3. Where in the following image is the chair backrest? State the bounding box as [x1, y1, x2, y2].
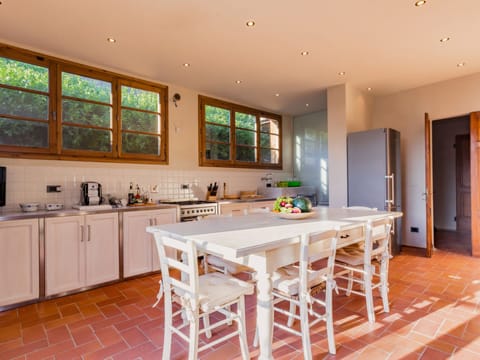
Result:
[298, 229, 338, 295]
[154, 233, 199, 307]
[364, 217, 393, 260]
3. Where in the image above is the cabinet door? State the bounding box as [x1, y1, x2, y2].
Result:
[85, 213, 119, 286]
[45, 216, 85, 296]
[0, 219, 39, 306]
[249, 200, 274, 212]
[151, 210, 177, 271]
[123, 210, 154, 277]
[219, 203, 249, 216]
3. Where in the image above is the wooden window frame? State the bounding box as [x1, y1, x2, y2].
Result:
[198, 95, 282, 169]
[0, 43, 168, 164]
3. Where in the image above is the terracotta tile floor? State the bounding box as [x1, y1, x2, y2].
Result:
[1, 247, 480, 359]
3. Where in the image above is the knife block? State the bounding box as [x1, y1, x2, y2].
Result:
[206, 191, 217, 201]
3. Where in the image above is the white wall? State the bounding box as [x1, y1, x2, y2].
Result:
[345, 84, 373, 132]
[372, 72, 480, 248]
[327, 85, 348, 207]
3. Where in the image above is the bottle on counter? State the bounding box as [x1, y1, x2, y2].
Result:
[128, 182, 135, 205]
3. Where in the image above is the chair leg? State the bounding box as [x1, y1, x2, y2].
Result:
[163, 297, 173, 360]
[380, 258, 390, 313]
[287, 302, 296, 327]
[325, 280, 336, 355]
[364, 267, 375, 323]
[188, 315, 200, 360]
[203, 313, 212, 338]
[346, 269, 354, 296]
[236, 296, 250, 360]
[299, 296, 312, 360]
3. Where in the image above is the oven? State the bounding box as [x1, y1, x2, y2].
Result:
[159, 200, 218, 222]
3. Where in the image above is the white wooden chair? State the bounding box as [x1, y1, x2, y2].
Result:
[255, 227, 347, 357]
[334, 217, 393, 323]
[152, 233, 254, 360]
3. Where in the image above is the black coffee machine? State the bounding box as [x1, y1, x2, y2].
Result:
[80, 182, 102, 205]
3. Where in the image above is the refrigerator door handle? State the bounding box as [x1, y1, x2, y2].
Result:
[385, 173, 394, 206]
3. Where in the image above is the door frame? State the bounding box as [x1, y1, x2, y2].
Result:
[425, 113, 433, 257]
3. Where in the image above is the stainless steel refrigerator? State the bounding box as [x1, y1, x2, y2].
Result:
[347, 128, 402, 254]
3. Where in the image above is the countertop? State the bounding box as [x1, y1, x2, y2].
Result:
[0, 204, 178, 222]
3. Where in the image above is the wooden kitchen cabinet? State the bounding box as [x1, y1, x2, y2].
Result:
[123, 208, 177, 278]
[0, 219, 39, 307]
[45, 212, 119, 296]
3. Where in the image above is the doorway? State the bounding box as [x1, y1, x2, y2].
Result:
[432, 115, 471, 255]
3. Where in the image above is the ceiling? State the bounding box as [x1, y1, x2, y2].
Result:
[0, 0, 479, 116]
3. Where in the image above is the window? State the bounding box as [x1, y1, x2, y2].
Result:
[0, 45, 168, 164]
[0, 54, 52, 151]
[199, 95, 282, 169]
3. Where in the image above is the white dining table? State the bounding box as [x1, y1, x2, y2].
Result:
[147, 206, 401, 360]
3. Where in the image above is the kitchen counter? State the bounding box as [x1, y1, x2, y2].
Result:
[216, 197, 276, 204]
[0, 204, 178, 222]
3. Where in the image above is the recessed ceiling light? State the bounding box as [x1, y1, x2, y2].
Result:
[338, 71, 346, 76]
[235, 80, 242, 84]
[440, 37, 450, 43]
[300, 51, 309, 56]
[183, 63, 191, 67]
[246, 20, 255, 27]
[305, 103, 309, 107]
[415, 0, 427, 7]
[106, 37, 116, 43]
[367, 87, 373, 91]
[275, 93, 280, 97]
[457, 62, 466, 67]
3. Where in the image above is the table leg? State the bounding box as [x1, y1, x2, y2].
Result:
[256, 271, 273, 360]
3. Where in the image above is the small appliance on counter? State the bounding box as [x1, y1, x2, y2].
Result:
[80, 182, 102, 206]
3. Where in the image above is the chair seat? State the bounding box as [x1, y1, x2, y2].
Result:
[335, 248, 365, 266]
[175, 272, 254, 312]
[206, 254, 253, 275]
[272, 264, 327, 296]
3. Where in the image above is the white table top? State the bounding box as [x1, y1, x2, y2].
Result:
[147, 206, 401, 258]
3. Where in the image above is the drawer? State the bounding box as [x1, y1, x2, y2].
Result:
[337, 224, 365, 248]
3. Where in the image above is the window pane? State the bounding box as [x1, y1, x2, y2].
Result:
[62, 126, 112, 151]
[122, 109, 159, 132]
[62, 72, 111, 103]
[261, 148, 279, 164]
[236, 129, 256, 146]
[236, 146, 256, 162]
[121, 86, 159, 112]
[0, 117, 48, 147]
[260, 117, 280, 135]
[0, 88, 48, 119]
[205, 105, 230, 125]
[122, 133, 160, 155]
[0, 57, 49, 92]
[260, 133, 279, 148]
[206, 123, 230, 143]
[62, 99, 111, 127]
[206, 143, 230, 160]
[235, 112, 256, 130]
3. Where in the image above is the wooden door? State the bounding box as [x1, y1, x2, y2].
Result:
[425, 113, 434, 257]
[456, 134, 471, 234]
[470, 112, 480, 256]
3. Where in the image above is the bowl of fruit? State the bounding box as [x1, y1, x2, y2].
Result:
[273, 196, 314, 220]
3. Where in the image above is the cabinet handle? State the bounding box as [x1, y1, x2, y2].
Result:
[154, 218, 158, 226]
[340, 234, 350, 239]
[149, 218, 153, 226]
[80, 225, 84, 242]
[87, 225, 91, 241]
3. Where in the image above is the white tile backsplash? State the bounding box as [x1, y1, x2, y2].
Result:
[0, 159, 292, 210]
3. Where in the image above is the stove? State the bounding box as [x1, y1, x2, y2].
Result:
[159, 199, 217, 221]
